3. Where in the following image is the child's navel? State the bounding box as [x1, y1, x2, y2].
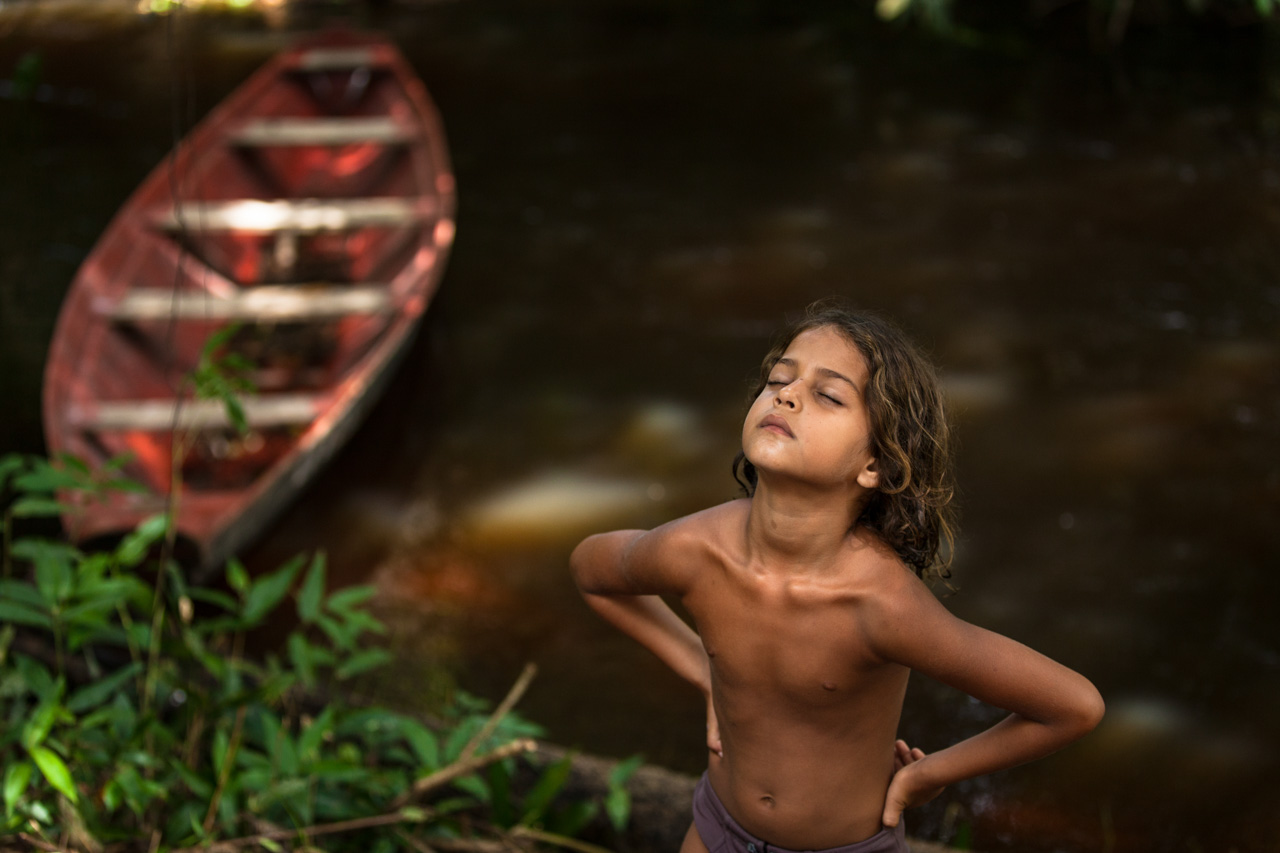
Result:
[760, 795, 775, 809]
[822, 681, 838, 692]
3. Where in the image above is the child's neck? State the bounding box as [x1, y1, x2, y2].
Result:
[744, 478, 868, 571]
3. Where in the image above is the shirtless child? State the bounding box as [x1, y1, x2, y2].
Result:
[570, 303, 1104, 853]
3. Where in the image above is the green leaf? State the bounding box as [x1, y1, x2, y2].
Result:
[297, 706, 335, 762]
[54, 453, 91, 476]
[241, 555, 304, 626]
[14, 654, 58, 703]
[451, 773, 490, 803]
[288, 633, 316, 686]
[401, 719, 440, 770]
[0, 599, 53, 630]
[211, 729, 230, 778]
[114, 514, 168, 567]
[520, 753, 575, 827]
[550, 800, 598, 837]
[224, 396, 249, 436]
[14, 461, 79, 493]
[67, 662, 144, 713]
[488, 760, 514, 827]
[102, 779, 122, 812]
[29, 746, 77, 803]
[0, 579, 46, 609]
[9, 497, 67, 518]
[112, 764, 162, 816]
[252, 706, 283, 764]
[604, 785, 630, 832]
[226, 558, 249, 593]
[334, 648, 392, 680]
[442, 718, 482, 763]
[607, 754, 645, 788]
[325, 584, 377, 613]
[108, 693, 138, 741]
[275, 730, 299, 777]
[0, 453, 26, 488]
[3, 762, 33, 815]
[169, 760, 213, 799]
[250, 776, 309, 822]
[22, 701, 60, 749]
[166, 800, 207, 847]
[186, 586, 238, 613]
[297, 552, 326, 624]
[27, 799, 53, 826]
[20, 540, 77, 606]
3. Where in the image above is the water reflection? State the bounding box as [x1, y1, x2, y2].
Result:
[3, 3, 1279, 851]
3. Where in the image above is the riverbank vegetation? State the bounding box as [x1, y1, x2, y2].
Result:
[0, 452, 639, 853]
[877, 0, 1280, 48]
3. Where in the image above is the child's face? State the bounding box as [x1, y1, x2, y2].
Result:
[741, 325, 880, 492]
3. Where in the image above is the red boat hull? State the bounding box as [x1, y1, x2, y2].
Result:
[42, 31, 456, 573]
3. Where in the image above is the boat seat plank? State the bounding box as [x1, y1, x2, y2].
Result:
[231, 117, 414, 147]
[102, 285, 392, 322]
[154, 198, 433, 233]
[291, 47, 387, 71]
[72, 394, 322, 432]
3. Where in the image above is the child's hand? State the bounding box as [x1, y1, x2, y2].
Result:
[881, 739, 944, 827]
[706, 694, 723, 758]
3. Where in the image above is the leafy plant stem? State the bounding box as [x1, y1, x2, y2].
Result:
[394, 828, 440, 853]
[180, 806, 437, 852]
[510, 826, 616, 853]
[143, 432, 186, 721]
[458, 662, 538, 763]
[52, 617, 65, 681]
[202, 666, 247, 834]
[17, 831, 67, 852]
[115, 601, 147, 700]
[141, 596, 167, 721]
[2, 507, 12, 579]
[182, 708, 206, 768]
[393, 739, 538, 809]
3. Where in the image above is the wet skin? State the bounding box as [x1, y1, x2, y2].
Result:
[572, 327, 1104, 850]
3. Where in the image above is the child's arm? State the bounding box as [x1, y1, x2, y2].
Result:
[571, 526, 722, 754]
[863, 565, 1106, 826]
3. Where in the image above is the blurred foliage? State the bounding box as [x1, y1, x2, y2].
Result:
[0, 452, 640, 852]
[875, 0, 1280, 46]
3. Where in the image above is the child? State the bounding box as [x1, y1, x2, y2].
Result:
[570, 302, 1104, 853]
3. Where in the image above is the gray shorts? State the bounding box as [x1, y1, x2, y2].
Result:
[691, 773, 908, 853]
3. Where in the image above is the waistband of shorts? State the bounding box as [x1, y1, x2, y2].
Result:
[693, 772, 906, 853]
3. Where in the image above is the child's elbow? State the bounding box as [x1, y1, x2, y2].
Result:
[1068, 681, 1106, 737]
[569, 538, 594, 590]
[570, 534, 614, 594]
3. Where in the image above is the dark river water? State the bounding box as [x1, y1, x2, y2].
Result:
[3, 2, 1279, 851]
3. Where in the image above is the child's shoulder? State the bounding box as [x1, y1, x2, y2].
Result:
[839, 527, 960, 658]
[841, 527, 936, 607]
[647, 498, 749, 554]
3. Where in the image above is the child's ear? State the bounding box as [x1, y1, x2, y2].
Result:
[857, 458, 879, 490]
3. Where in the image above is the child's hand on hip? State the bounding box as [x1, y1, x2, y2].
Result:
[706, 694, 723, 758]
[882, 739, 944, 827]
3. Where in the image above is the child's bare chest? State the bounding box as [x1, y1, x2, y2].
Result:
[687, 568, 877, 703]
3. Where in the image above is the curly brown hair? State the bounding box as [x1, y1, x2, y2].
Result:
[733, 302, 958, 581]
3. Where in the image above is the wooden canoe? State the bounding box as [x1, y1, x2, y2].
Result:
[42, 31, 456, 575]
